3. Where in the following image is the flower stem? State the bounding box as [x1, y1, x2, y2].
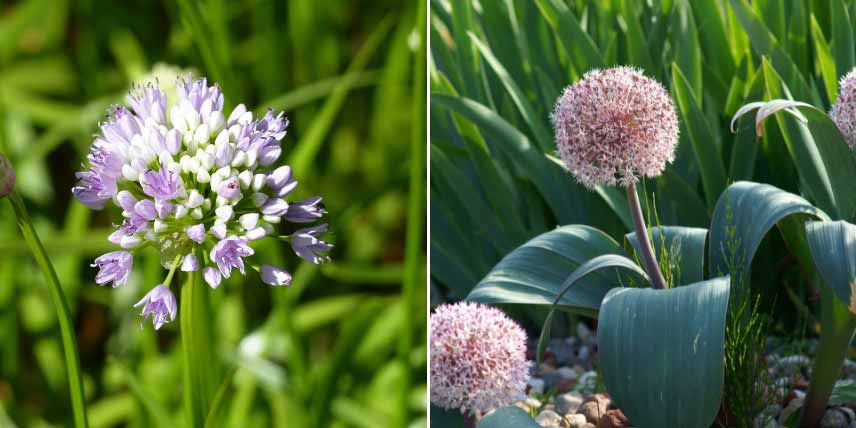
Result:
[625, 182, 667, 289]
[799, 287, 856, 428]
[163, 253, 182, 286]
[180, 268, 217, 428]
[8, 191, 89, 428]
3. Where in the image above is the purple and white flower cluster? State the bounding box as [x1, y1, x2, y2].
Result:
[73, 76, 332, 329]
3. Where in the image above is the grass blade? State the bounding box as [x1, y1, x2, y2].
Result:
[8, 191, 88, 428]
[288, 16, 393, 178]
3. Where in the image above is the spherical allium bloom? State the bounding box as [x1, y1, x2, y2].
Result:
[551, 66, 679, 188]
[0, 153, 15, 198]
[830, 68, 856, 151]
[430, 302, 529, 415]
[73, 76, 332, 329]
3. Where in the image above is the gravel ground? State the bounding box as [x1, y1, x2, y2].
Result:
[510, 323, 856, 428]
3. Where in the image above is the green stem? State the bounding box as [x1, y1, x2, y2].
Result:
[163, 254, 182, 287]
[625, 182, 667, 289]
[180, 267, 216, 428]
[8, 191, 89, 428]
[799, 287, 856, 428]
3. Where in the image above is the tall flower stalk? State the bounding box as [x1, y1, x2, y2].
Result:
[552, 67, 679, 289]
[3, 155, 89, 428]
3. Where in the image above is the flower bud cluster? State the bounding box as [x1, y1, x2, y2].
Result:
[73, 76, 331, 329]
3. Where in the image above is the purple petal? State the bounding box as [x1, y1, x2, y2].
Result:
[181, 254, 199, 272]
[203, 267, 222, 289]
[260, 264, 291, 286]
[186, 224, 206, 243]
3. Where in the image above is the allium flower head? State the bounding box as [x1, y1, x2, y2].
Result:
[0, 153, 15, 198]
[429, 302, 529, 415]
[830, 68, 856, 151]
[552, 66, 679, 188]
[73, 75, 332, 329]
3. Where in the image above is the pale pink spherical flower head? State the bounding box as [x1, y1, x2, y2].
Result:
[429, 302, 529, 415]
[830, 68, 856, 151]
[551, 66, 679, 188]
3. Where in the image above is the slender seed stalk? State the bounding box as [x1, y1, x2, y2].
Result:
[799, 287, 856, 428]
[625, 182, 667, 289]
[8, 191, 89, 428]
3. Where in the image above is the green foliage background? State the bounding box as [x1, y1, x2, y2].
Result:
[0, 0, 426, 427]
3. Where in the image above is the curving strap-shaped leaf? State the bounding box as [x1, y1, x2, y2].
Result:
[709, 181, 829, 279]
[598, 277, 731, 428]
[626, 226, 708, 285]
[535, 254, 648, 365]
[467, 225, 634, 318]
[476, 406, 539, 428]
[806, 221, 856, 313]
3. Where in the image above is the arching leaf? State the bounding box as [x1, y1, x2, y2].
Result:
[709, 181, 829, 280]
[536, 254, 648, 365]
[467, 225, 637, 318]
[598, 277, 731, 428]
[806, 221, 856, 312]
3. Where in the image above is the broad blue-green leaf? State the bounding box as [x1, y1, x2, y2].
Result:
[467, 225, 633, 318]
[536, 254, 648, 365]
[806, 221, 856, 312]
[709, 181, 829, 279]
[476, 406, 539, 428]
[627, 226, 708, 285]
[598, 277, 730, 428]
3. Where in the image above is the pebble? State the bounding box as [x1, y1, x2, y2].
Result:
[556, 391, 583, 415]
[565, 414, 587, 428]
[576, 323, 592, 341]
[821, 408, 849, 428]
[599, 409, 631, 428]
[556, 366, 579, 380]
[528, 378, 545, 395]
[577, 346, 591, 362]
[579, 394, 610, 423]
[525, 397, 543, 409]
[534, 409, 563, 427]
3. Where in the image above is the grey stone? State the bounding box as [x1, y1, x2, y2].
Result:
[557, 366, 579, 381]
[577, 346, 591, 363]
[839, 406, 856, 423]
[534, 409, 563, 427]
[528, 378, 545, 395]
[556, 392, 583, 415]
[821, 408, 849, 428]
[525, 397, 543, 409]
[576, 323, 592, 341]
[565, 414, 587, 428]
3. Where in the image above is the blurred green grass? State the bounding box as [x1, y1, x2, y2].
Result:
[0, 1, 426, 427]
